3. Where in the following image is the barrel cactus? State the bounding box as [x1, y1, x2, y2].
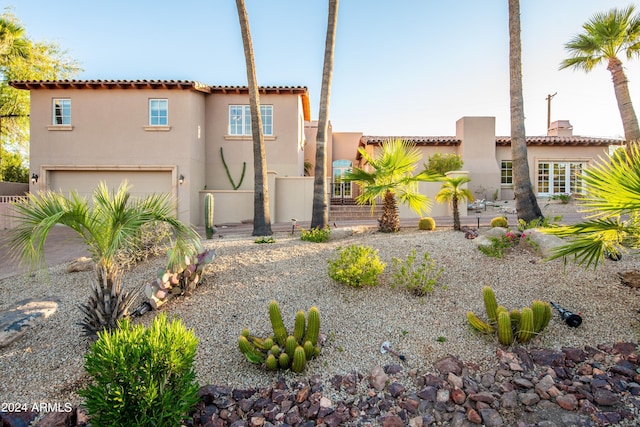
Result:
[204, 193, 216, 239]
[467, 286, 552, 346]
[238, 301, 322, 372]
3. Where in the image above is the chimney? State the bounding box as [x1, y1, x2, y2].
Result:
[547, 120, 573, 136]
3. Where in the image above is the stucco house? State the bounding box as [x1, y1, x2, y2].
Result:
[10, 79, 621, 226]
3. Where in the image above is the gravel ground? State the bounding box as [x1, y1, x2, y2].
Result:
[1, 203, 639, 410]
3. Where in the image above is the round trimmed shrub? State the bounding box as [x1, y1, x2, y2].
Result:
[327, 244, 386, 287]
[418, 217, 436, 231]
[490, 216, 509, 228]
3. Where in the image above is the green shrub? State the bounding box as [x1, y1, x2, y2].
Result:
[116, 221, 173, 268]
[391, 249, 444, 296]
[490, 216, 509, 228]
[328, 244, 385, 287]
[550, 192, 572, 204]
[255, 236, 276, 244]
[301, 226, 331, 243]
[79, 313, 200, 427]
[418, 217, 436, 231]
[517, 216, 562, 231]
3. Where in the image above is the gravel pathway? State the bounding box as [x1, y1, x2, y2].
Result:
[1, 204, 639, 414]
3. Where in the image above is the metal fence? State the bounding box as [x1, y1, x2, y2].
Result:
[0, 195, 27, 230]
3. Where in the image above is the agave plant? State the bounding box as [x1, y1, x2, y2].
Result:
[7, 181, 201, 339]
[545, 143, 640, 268]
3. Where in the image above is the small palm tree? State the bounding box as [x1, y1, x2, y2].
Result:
[436, 176, 474, 231]
[7, 181, 201, 338]
[560, 5, 640, 144]
[545, 143, 640, 268]
[343, 138, 441, 233]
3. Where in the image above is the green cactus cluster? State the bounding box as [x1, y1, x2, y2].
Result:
[238, 300, 321, 372]
[467, 286, 552, 346]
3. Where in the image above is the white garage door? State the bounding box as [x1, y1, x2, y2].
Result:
[48, 170, 173, 201]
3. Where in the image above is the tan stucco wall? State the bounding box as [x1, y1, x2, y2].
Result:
[204, 93, 305, 192]
[456, 117, 501, 201]
[28, 88, 206, 224]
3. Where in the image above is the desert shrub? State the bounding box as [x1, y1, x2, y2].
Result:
[79, 313, 199, 427]
[255, 236, 276, 244]
[115, 221, 173, 268]
[490, 216, 508, 228]
[327, 244, 385, 287]
[391, 249, 444, 296]
[550, 192, 572, 204]
[418, 217, 436, 231]
[478, 230, 536, 258]
[301, 226, 331, 243]
[517, 216, 562, 231]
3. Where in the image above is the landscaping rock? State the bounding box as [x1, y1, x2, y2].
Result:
[66, 256, 94, 273]
[0, 297, 60, 347]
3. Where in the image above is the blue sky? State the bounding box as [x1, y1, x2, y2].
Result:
[7, 0, 640, 138]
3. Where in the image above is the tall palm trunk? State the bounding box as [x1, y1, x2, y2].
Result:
[608, 56, 640, 143]
[452, 194, 461, 231]
[235, 0, 272, 236]
[508, 0, 543, 223]
[379, 190, 400, 232]
[311, 0, 339, 230]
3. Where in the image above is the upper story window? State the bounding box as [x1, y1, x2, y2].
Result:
[500, 160, 513, 185]
[52, 98, 71, 125]
[229, 105, 273, 136]
[149, 99, 168, 126]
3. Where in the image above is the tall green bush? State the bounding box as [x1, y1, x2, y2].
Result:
[79, 313, 199, 427]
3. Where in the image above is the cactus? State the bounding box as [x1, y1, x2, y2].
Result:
[270, 345, 281, 357]
[294, 310, 306, 342]
[204, 193, 216, 239]
[517, 307, 535, 343]
[265, 354, 278, 371]
[285, 335, 298, 358]
[497, 311, 513, 346]
[510, 309, 521, 329]
[532, 300, 552, 333]
[238, 336, 265, 364]
[483, 286, 498, 324]
[238, 302, 322, 372]
[304, 306, 320, 346]
[466, 311, 495, 334]
[303, 340, 315, 359]
[278, 352, 290, 369]
[291, 345, 307, 373]
[263, 337, 274, 350]
[269, 300, 288, 347]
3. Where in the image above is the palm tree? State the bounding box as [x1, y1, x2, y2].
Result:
[436, 176, 474, 231]
[343, 138, 441, 233]
[235, 0, 272, 236]
[546, 143, 640, 268]
[311, 0, 339, 231]
[508, 0, 543, 223]
[7, 181, 200, 338]
[560, 5, 640, 144]
[0, 16, 30, 60]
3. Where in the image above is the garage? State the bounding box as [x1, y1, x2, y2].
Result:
[47, 169, 174, 202]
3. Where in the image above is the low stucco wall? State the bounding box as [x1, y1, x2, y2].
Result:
[0, 182, 29, 196]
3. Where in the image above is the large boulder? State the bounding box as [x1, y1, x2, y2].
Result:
[524, 229, 566, 258]
[0, 297, 60, 348]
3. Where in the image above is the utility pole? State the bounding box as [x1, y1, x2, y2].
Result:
[546, 92, 557, 132]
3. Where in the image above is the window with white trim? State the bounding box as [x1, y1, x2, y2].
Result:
[149, 99, 168, 126]
[229, 105, 273, 136]
[537, 161, 585, 195]
[500, 160, 513, 185]
[52, 98, 71, 125]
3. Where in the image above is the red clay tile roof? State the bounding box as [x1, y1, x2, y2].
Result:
[9, 80, 311, 121]
[361, 136, 462, 146]
[361, 135, 621, 147]
[496, 135, 621, 146]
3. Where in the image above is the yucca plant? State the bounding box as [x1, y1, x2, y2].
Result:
[7, 181, 201, 338]
[545, 143, 640, 268]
